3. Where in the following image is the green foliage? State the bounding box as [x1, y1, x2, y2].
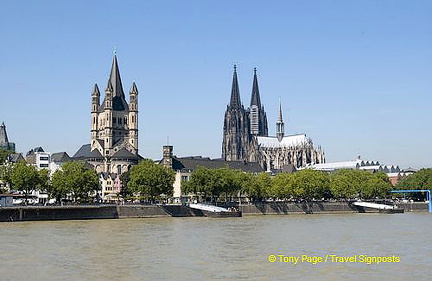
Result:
[9, 162, 41, 196]
[183, 167, 246, 202]
[50, 161, 99, 202]
[396, 168, 432, 191]
[119, 169, 132, 198]
[128, 159, 175, 200]
[0, 148, 14, 163]
[330, 169, 365, 199]
[183, 165, 395, 202]
[37, 169, 50, 192]
[290, 169, 330, 200]
[243, 172, 271, 202]
[0, 164, 12, 183]
[270, 172, 294, 199]
[395, 168, 432, 200]
[362, 172, 392, 199]
[330, 169, 391, 199]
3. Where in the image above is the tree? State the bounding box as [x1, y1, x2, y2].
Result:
[290, 169, 330, 200]
[183, 167, 245, 203]
[330, 169, 391, 200]
[329, 169, 365, 199]
[362, 172, 392, 199]
[128, 159, 175, 202]
[270, 172, 294, 200]
[0, 164, 13, 192]
[396, 168, 432, 200]
[50, 161, 99, 203]
[0, 148, 14, 164]
[243, 172, 271, 202]
[119, 169, 133, 198]
[9, 162, 41, 203]
[396, 168, 432, 191]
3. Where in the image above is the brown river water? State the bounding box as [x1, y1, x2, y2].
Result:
[0, 213, 431, 280]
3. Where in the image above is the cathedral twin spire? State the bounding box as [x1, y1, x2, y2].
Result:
[228, 65, 268, 137]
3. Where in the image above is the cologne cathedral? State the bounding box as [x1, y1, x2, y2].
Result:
[222, 66, 325, 171]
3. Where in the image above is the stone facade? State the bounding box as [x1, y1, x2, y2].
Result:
[0, 122, 15, 152]
[74, 54, 139, 200]
[222, 66, 325, 171]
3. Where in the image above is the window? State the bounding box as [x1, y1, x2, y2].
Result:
[39, 157, 49, 161]
[181, 176, 189, 181]
[113, 118, 116, 124]
[124, 117, 127, 124]
[118, 117, 122, 125]
[40, 164, 49, 168]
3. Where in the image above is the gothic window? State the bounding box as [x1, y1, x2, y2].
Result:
[132, 115, 135, 123]
[117, 165, 121, 174]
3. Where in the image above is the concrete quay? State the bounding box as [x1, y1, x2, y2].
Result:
[0, 202, 428, 222]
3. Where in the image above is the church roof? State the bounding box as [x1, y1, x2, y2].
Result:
[257, 134, 310, 148]
[100, 55, 129, 111]
[73, 144, 103, 159]
[112, 148, 137, 159]
[130, 82, 138, 94]
[109, 55, 125, 98]
[171, 156, 263, 173]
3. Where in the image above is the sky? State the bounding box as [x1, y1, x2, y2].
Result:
[1, 0, 431, 169]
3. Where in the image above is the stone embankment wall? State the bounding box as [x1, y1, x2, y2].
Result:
[0, 202, 428, 222]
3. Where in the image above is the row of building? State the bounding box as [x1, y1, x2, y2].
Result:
[1, 54, 415, 202]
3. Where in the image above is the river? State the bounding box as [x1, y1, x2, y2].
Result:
[0, 213, 431, 280]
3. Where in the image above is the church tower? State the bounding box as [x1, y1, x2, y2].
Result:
[222, 66, 253, 161]
[0, 122, 15, 152]
[276, 100, 284, 142]
[90, 54, 138, 161]
[249, 68, 268, 136]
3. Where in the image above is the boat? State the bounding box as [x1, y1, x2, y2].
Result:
[189, 203, 242, 218]
[353, 201, 404, 214]
[379, 207, 405, 214]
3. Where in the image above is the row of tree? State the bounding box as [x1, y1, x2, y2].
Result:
[1, 159, 174, 203]
[395, 168, 432, 200]
[2, 154, 431, 203]
[183, 167, 397, 202]
[1, 161, 99, 203]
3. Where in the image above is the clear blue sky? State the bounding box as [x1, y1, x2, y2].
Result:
[1, 0, 431, 169]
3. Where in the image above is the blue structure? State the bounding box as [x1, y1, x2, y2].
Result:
[391, 190, 432, 212]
